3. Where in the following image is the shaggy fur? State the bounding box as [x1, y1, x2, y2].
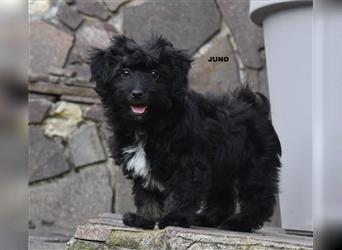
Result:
[89, 35, 281, 232]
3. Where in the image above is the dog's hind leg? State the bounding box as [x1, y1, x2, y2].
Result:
[193, 186, 236, 228]
[219, 159, 280, 232]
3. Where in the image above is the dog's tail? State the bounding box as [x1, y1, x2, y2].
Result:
[234, 86, 271, 116]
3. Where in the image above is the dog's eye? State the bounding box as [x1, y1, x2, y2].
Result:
[121, 69, 131, 79]
[151, 70, 159, 79]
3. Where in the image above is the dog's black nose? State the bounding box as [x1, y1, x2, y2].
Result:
[130, 89, 144, 99]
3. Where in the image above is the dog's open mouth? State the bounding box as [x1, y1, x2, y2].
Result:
[130, 105, 147, 115]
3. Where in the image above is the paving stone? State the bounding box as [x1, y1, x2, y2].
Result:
[74, 19, 117, 61]
[29, 99, 52, 124]
[189, 35, 240, 94]
[115, 168, 135, 214]
[29, 127, 70, 183]
[122, 0, 221, 54]
[29, 20, 73, 75]
[102, 0, 128, 12]
[84, 105, 104, 122]
[68, 123, 106, 167]
[217, 0, 264, 68]
[57, 4, 84, 30]
[75, 0, 110, 20]
[29, 163, 113, 228]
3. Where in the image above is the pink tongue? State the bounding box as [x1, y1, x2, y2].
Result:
[131, 106, 146, 114]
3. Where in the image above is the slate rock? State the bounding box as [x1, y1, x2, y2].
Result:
[102, 0, 128, 12]
[115, 168, 135, 214]
[29, 163, 113, 228]
[67, 51, 82, 65]
[68, 123, 106, 167]
[29, 127, 70, 183]
[75, 0, 110, 20]
[57, 4, 83, 30]
[67, 64, 91, 82]
[74, 20, 117, 61]
[84, 105, 104, 122]
[29, 99, 52, 124]
[29, 20, 73, 75]
[217, 0, 264, 68]
[122, 0, 221, 54]
[189, 35, 240, 93]
[245, 68, 260, 92]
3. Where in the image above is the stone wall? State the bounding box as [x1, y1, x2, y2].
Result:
[29, 0, 273, 229]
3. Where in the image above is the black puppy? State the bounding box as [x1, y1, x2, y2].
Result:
[89, 35, 281, 232]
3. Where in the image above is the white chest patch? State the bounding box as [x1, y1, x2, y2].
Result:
[123, 142, 149, 178]
[122, 140, 165, 192]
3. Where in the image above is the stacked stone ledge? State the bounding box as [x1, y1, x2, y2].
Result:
[65, 213, 313, 250]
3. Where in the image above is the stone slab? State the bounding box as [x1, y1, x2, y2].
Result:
[29, 99, 52, 124]
[122, 0, 221, 54]
[75, 0, 110, 20]
[57, 4, 84, 30]
[29, 82, 98, 98]
[102, 0, 129, 12]
[74, 224, 114, 242]
[189, 34, 240, 94]
[60, 95, 101, 105]
[29, 20, 73, 75]
[217, 0, 264, 69]
[73, 19, 117, 61]
[84, 104, 104, 121]
[68, 123, 106, 167]
[29, 127, 70, 183]
[29, 163, 113, 228]
[66, 214, 313, 250]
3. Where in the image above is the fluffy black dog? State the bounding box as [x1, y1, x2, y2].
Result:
[89, 35, 281, 232]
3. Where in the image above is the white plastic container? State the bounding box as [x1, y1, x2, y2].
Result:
[250, 0, 313, 233]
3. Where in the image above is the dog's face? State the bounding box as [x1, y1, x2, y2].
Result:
[89, 35, 192, 122]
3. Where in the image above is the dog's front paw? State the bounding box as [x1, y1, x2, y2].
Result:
[218, 215, 254, 232]
[158, 213, 190, 229]
[123, 212, 155, 229]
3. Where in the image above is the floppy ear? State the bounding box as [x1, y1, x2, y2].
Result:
[88, 35, 134, 84]
[88, 48, 108, 83]
[166, 48, 193, 88]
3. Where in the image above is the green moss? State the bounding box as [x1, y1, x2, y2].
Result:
[65, 239, 107, 250]
[107, 229, 166, 250]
